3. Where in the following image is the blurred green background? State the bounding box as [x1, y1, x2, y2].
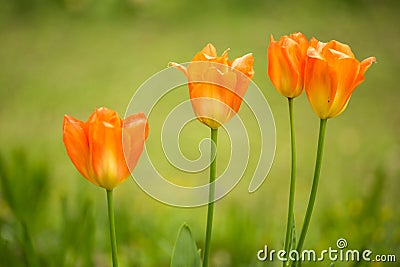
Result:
[0, 0, 399, 266]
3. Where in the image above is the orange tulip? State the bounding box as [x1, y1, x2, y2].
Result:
[63, 107, 149, 190]
[305, 38, 376, 119]
[170, 43, 254, 129]
[268, 32, 309, 98]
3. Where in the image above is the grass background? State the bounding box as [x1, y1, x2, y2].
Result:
[0, 0, 399, 266]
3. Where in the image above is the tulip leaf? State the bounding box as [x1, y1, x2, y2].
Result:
[171, 223, 201, 267]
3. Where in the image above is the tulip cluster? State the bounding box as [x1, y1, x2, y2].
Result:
[267, 32, 375, 266]
[62, 34, 375, 267]
[268, 32, 376, 118]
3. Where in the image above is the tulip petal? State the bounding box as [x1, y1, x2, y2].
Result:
[231, 53, 255, 79]
[268, 41, 297, 97]
[290, 32, 309, 52]
[192, 43, 217, 61]
[88, 107, 121, 127]
[200, 43, 217, 58]
[190, 67, 236, 127]
[322, 40, 355, 59]
[309, 37, 321, 50]
[89, 118, 126, 190]
[353, 56, 376, 89]
[63, 115, 96, 185]
[230, 53, 254, 110]
[305, 50, 337, 119]
[169, 62, 188, 77]
[327, 57, 360, 118]
[123, 113, 148, 175]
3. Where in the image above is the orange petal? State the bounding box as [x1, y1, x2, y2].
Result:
[268, 39, 300, 98]
[352, 56, 376, 89]
[270, 34, 275, 43]
[169, 62, 188, 77]
[290, 32, 309, 51]
[190, 96, 235, 129]
[88, 107, 121, 128]
[190, 67, 238, 128]
[231, 53, 255, 79]
[88, 118, 126, 190]
[231, 53, 254, 105]
[309, 37, 326, 54]
[305, 50, 337, 119]
[309, 37, 320, 49]
[327, 57, 360, 118]
[63, 115, 96, 185]
[123, 113, 148, 174]
[192, 43, 217, 61]
[322, 40, 355, 59]
[201, 43, 217, 57]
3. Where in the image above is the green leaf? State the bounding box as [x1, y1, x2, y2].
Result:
[171, 223, 201, 267]
[329, 263, 335, 267]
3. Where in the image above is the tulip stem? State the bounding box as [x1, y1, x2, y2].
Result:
[283, 98, 297, 267]
[203, 127, 218, 267]
[106, 189, 119, 267]
[295, 119, 327, 260]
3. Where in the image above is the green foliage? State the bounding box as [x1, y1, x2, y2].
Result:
[0, 149, 48, 267]
[0, 149, 49, 225]
[56, 196, 95, 267]
[171, 224, 201, 267]
[0, 149, 96, 267]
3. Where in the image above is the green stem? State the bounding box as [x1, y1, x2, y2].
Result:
[283, 98, 296, 267]
[296, 119, 328, 255]
[203, 127, 218, 267]
[106, 189, 119, 267]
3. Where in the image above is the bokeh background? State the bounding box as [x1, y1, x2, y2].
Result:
[0, 0, 399, 266]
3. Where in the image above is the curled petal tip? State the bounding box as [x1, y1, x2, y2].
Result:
[367, 56, 377, 64]
[63, 114, 80, 130]
[269, 34, 275, 42]
[63, 114, 73, 121]
[202, 43, 217, 57]
[169, 62, 188, 76]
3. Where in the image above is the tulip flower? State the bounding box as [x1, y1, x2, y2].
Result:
[294, 39, 376, 263]
[268, 32, 309, 98]
[170, 43, 254, 267]
[63, 107, 149, 190]
[305, 38, 376, 119]
[170, 43, 254, 129]
[63, 107, 148, 267]
[267, 33, 309, 263]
